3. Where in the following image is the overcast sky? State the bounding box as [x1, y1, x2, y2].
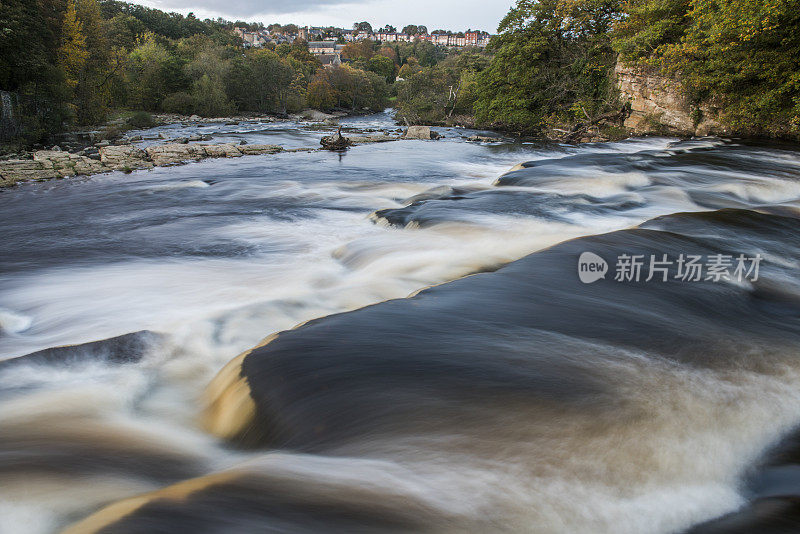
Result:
[135, 0, 512, 33]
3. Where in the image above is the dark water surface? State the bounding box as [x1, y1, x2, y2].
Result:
[2, 113, 800, 533]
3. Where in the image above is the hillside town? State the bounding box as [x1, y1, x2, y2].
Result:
[233, 23, 492, 51]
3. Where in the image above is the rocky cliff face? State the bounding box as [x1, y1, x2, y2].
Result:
[615, 63, 722, 137]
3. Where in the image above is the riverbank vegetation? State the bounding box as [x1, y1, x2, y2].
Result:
[0, 0, 395, 147]
[396, 0, 800, 138]
[2, 0, 798, 147]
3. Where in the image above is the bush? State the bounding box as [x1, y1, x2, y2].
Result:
[307, 80, 336, 111]
[127, 111, 155, 128]
[191, 75, 234, 117]
[162, 92, 195, 115]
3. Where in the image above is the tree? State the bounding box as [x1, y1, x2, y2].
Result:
[353, 21, 373, 34]
[192, 73, 233, 116]
[368, 55, 396, 83]
[614, 0, 800, 136]
[58, 0, 116, 124]
[310, 66, 388, 111]
[341, 40, 376, 60]
[106, 13, 147, 50]
[184, 42, 234, 116]
[402, 25, 419, 36]
[396, 52, 490, 124]
[59, 0, 89, 93]
[0, 0, 69, 142]
[474, 0, 622, 133]
[380, 25, 397, 33]
[307, 79, 336, 110]
[126, 33, 184, 110]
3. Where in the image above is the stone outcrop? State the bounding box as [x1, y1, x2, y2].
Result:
[297, 109, 339, 122]
[238, 144, 284, 156]
[99, 145, 151, 170]
[0, 142, 284, 187]
[348, 134, 399, 144]
[145, 143, 207, 166]
[403, 126, 441, 140]
[615, 63, 722, 136]
[194, 143, 241, 160]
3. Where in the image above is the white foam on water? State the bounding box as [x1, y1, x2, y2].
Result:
[703, 176, 800, 204]
[0, 308, 32, 334]
[3, 133, 800, 532]
[145, 179, 211, 192]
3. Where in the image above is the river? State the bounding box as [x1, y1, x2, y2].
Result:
[2, 111, 800, 533]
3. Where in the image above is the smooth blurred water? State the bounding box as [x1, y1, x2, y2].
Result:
[3, 114, 800, 534]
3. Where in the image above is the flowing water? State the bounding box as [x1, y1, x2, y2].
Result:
[2, 112, 800, 533]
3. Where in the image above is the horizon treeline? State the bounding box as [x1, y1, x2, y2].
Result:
[396, 0, 800, 138]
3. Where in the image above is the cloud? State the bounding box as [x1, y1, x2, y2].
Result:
[143, 0, 352, 17]
[135, 0, 511, 32]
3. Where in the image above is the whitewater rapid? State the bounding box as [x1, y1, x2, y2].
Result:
[2, 113, 800, 533]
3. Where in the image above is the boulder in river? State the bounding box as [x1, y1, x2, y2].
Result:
[299, 109, 337, 122]
[98, 145, 149, 170]
[0, 331, 162, 371]
[403, 126, 440, 140]
[145, 143, 206, 166]
[238, 144, 282, 156]
[201, 144, 242, 158]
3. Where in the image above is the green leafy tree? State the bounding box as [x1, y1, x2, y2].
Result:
[474, 0, 622, 133]
[396, 52, 490, 124]
[367, 55, 396, 83]
[353, 21, 373, 34]
[614, 0, 800, 136]
[0, 0, 69, 142]
[126, 33, 184, 110]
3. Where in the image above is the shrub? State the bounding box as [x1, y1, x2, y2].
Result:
[127, 110, 155, 128]
[162, 92, 195, 115]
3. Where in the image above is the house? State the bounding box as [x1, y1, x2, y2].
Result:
[308, 41, 337, 55]
[234, 27, 269, 48]
[318, 54, 342, 68]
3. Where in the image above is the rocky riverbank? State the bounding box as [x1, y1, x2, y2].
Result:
[0, 133, 413, 188]
[0, 143, 284, 187]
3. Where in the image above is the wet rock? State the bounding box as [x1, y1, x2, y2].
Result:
[299, 109, 337, 122]
[238, 144, 282, 156]
[403, 126, 440, 140]
[146, 143, 205, 166]
[467, 135, 500, 143]
[31, 150, 105, 176]
[0, 331, 162, 371]
[0, 160, 60, 186]
[99, 145, 149, 170]
[2, 140, 284, 187]
[348, 134, 399, 144]
[202, 144, 242, 158]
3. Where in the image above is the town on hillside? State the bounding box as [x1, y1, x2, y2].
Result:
[234, 22, 493, 56]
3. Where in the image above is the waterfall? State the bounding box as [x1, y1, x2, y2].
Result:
[0, 90, 17, 140]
